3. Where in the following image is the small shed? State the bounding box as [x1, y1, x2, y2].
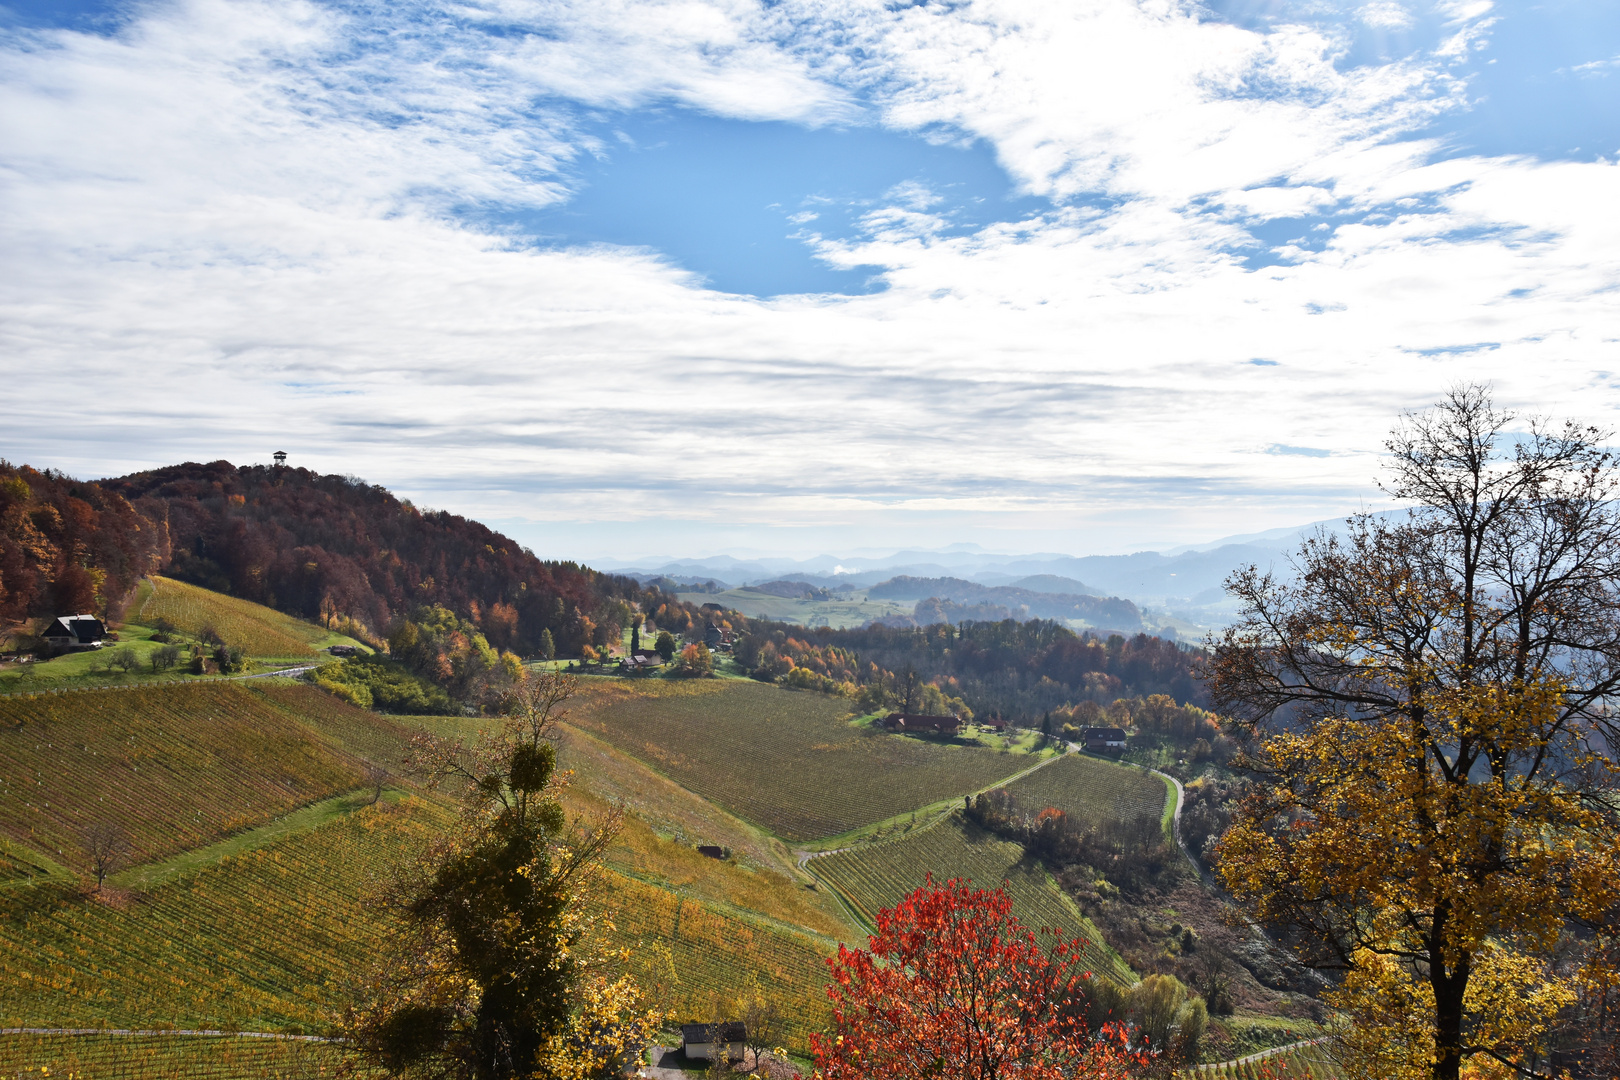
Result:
[42, 615, 105, 652]
[681, 1022, 746, 1062]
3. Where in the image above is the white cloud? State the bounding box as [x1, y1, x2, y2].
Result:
[1, 0, 1616, 559]
[1358, 2, 1415, 30]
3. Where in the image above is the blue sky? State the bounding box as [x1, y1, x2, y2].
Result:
[1, 0, 1618, 559]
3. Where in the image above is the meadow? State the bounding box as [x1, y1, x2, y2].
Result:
[808, 813, 1135, 986]
[566, 679, 1040, 842]
[0, 681, 413, 876]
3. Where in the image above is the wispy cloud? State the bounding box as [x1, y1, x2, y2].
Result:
[2, 0, 1617, 559]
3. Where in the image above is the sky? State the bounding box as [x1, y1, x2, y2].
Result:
[2, 0, 1617, 561]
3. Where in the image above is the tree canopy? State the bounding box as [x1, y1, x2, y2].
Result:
[812, 877, 1143, 1080]
[1210, 385, 1620, 1079]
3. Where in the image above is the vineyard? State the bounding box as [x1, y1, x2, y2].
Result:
[0, 797, 448, 1034]
[602, 868, 836, 1046]
[0, 1033, 357, 1079]
[134, 577, 331, 658]
[0, 787, 839, 1058]
[998, 753, 1168, 832]
[808, 813, 1135, 986]
[1183, 1041, 1340, 1078]
[567, 680, 1035, 841]
[0, 681, 413, 875]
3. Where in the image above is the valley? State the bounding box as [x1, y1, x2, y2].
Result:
[0, 578, 1327, 1076]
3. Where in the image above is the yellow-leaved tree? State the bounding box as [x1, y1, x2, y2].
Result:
[1210, 385, 1620, 1080]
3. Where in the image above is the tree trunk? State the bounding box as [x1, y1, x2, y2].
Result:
[1431, 930, 1470, 1080]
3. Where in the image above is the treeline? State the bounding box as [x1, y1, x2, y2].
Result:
[725, 617, 1208, 722]
[1, 460, 716, 666]
[0, 464, 167, 623]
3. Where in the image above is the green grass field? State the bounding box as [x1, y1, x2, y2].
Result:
[0, 681, 414, 877]
[808, 812, 1135, 986]
[0, 578, 366, 692]
[566, 679, 1042, 842]
[998, 752, 1169, 832]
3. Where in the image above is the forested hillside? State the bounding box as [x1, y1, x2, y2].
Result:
[730, 618, 1208, 720]
[868, 575, 1143, 631]
[1, 458, 1209, 721]
[0, 460, 712, 661]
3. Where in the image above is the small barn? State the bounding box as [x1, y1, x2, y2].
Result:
[681, 1021, 746, 1062]
[42, 615, 105, 652]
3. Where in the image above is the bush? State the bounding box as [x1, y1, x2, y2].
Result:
[315, 656, 452, 714]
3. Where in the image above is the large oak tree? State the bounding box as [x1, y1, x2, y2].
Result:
[1210, 385, 1620, 1079]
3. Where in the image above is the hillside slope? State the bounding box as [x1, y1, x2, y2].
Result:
[0, 681, 412, 876]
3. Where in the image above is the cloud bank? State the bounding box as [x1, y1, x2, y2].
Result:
[1, 0, 1617, 558]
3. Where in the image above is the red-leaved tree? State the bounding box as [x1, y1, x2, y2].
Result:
[812, 877, 1144, 1080]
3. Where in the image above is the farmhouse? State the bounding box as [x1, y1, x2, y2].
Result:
[42, 615, 105, 652]
[881, 712, 962, 736]
[703, 623, 734, 652]
[1080, 726, 1128, 752]
[681, 1021, 746, 1062]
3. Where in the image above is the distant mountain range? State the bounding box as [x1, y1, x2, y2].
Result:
[597, 515, 1381, 633]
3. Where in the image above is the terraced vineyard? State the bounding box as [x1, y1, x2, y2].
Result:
[809, 813, 1134, 986]
[1184, 1041, 1340, 1078]
[1, 789, 838, 1055]
[568, 680, 1037, 841]
[0, 797, 448, 1034]
[0, 1032, 357, 1079]
[999, 753, 1168, 831]
[604, 869, 835, 1045]
[0, 681, 413, 875]
[135, 577, 329, 658]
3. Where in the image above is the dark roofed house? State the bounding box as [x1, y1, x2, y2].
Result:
[1081, 726, 1128, 753]
[681, 1021, 746, 1062]
[42, 615, 105, 653]
[881, 712, 962, 736]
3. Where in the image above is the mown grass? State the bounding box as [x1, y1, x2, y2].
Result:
[808, 812, 1135, 986]
[0, 681, 413, 874]
[567, 679, 1038, 842]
